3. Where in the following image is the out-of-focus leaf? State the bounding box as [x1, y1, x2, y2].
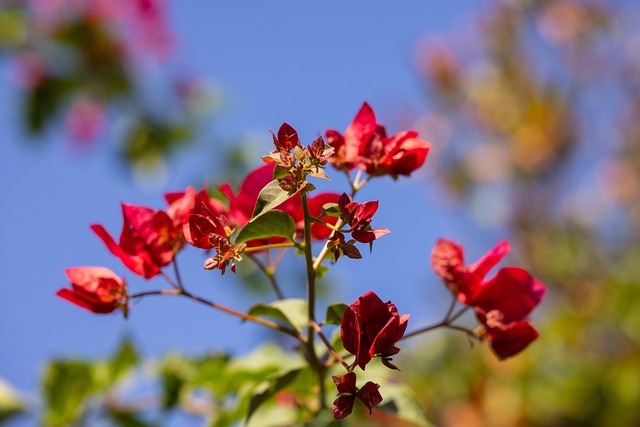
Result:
[108, 337, 138, 384]
[25, 77, 71, 134]
[160, 355, 195, 411]
[377, 383, 433, 427]
[248, 299, 308, 332]
[245, 404, 298, 427]
[324, 303, 348, 326]
[247, 368, 302, 421]
[0, 378, 26, 424]
[191, 354, 230, 397]
[106, 409, 154, 427]
[42, 360, 95, 427]
[236, 211, 295, 244]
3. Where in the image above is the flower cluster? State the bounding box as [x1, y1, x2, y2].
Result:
[431, 239, 547, 359]
[55, 103, 547, 424]
[325, 102, 430, 178]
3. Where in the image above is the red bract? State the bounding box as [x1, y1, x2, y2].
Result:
[56, 267, 127, 314]
[338, 193, 390, 244]
[271, 122, 301, 152]
[431, 238, 511, 305]
[473, 267, 546, 359]
[341, 291, 409, 370]
[324, 102, 430, 177]
[332, 372, 383, 420]
[431, 239, 547, 359]
[91, 203, 185, 279]
[183, 201, 230, 250]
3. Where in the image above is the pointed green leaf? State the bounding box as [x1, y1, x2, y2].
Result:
[324, 303, 348, 325]
[273, 165, 290, 180]
[42, 360, 95, 426]
[246, 368, 302, 421]
[248, 299, 308, 332]
[251, 179, 295, 221]
[108, 337, 138, 384]
[236, 211, 296, 244]
[377, 383, 434, 427]
[0, 379, 26, 424]
[321, 202, 341, 218]
[307, 167, 331, 181]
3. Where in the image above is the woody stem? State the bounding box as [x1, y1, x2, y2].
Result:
[311, 321, 350, 370]
[246, 253, 285, 300]
[128, 289, 300, 339]
[301, 192, 326, 410]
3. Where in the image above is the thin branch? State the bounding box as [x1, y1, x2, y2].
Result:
[311, 321, 350, 370]
[160, 270, 179, 289]
[128, 289, 301, 339]
[247, 253, 285, 300]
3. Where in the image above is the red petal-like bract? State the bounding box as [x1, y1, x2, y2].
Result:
[357, 381, 383, 414]
[332, 395, 356, 420]
[91, 203, 181, 279]
[488, 321, 540, 360]
[431, 239, 511, 305]
[341, 291, 409, 370]
[57, 267, 126, 314]
[473, 267, 547, 322]
[325, 102, 430, 177]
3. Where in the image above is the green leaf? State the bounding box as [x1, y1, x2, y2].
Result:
[236, 211, 296, 244]
[0, 378, 26, 424]
[321, 203, 341, 218]
[248, 299, 309, 332]
[42, 360, 95, 427]
[273, 165, 290, 180]
[247, 368, 302, 421]
[108, 337, 138, 384]
[315, 264, 329, 280]
[160, 355, 195, 411]
[377, 383, 434, 427]
[106, 409, 154, 427]
[324, 303, 348, 325]
[307, 167, 331, 181]
[251, 180, 295, 221]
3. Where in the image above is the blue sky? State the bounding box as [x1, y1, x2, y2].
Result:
[1, 0, 495, 404]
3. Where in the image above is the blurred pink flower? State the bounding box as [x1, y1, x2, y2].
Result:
[64, 98, 106, 144]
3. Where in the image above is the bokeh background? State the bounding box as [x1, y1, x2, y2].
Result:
[2, 0, 640, 426]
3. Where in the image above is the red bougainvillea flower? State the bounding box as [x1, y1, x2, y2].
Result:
[338, 193, 390, 244]
[324, 102, 430, 177]
[180, 197, 244, 274]
[56, 267, 127, 315]
[164, 186, 228, 233]
[431, 238, 511, 305]
[271, 122, 301, 152]
[341, 291, 409, 370]
[91, 203, 185, 279]
[473, 267, 546, 359]
[332, 372, 383, 420]
[219, 164, 340, 243]
[431, 239, 547, 359]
